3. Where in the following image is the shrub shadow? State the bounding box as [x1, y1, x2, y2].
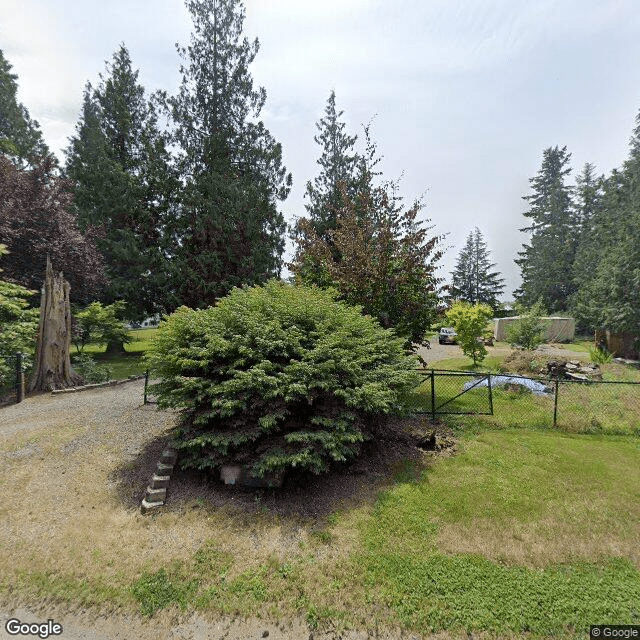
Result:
[111, 414, 454, 523]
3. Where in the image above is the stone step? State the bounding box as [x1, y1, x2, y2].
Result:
[145, 486, 166, 503]
[149, 474, 171, 490]
[140, 498, 164, 515]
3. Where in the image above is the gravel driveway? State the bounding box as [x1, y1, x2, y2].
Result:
[0, 380, 432, 640]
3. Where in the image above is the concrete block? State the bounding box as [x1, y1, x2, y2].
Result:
[146, 486, 166, 503]
[157, 462, 173, 476]
[150, 474, 171, 489]
[141, 498, 164, 515]
[160, 449, 177, 465]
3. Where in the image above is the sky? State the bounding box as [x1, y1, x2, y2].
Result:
[2, 0, 640, 300]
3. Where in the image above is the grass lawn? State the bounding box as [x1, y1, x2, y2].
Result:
[354, 429, 640, 637]
[72, 328, 158, 379]
[5, 328, 639, 637]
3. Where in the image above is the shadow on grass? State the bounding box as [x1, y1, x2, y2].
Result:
[110, 414, 453, 524]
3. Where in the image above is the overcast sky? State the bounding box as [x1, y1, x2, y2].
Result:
[2, 0, 640, 299]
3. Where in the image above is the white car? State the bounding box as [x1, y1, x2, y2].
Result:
[439, 327, 457, 344]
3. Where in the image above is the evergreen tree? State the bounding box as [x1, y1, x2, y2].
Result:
[302, 90, 358, 241]
[0, 50, 49, 165]
[289, 131, 444, 344]
[514, 145, 576, 312]
[568, 163, 606, 330]
[65, 45, 177, 321]
[450, 227, 505, 310]
[168, 0, 290, 309]
[580, 109, 640, 336]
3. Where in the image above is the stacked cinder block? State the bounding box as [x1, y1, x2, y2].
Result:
[140, 446, 178, 515]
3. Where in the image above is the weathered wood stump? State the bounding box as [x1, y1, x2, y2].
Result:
[27, 257, 83, 392]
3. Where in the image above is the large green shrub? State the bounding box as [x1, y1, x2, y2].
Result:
[147, 280, 421, 477]
[445, 301, 494, 365]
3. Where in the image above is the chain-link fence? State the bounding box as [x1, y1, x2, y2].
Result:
[0, 352, 26, 406]
[405, 369, 640, 433]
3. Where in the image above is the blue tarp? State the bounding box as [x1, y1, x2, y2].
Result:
[463, 375, 552, 396]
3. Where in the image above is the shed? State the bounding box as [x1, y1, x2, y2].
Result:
[494, 316, 575, 343]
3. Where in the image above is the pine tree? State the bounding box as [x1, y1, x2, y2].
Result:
[0, 50, 49, 165]
[515, 145, 576, 312]
[65, 45, 177, 321]
[450, 227, 504, 310]
[168, 0, 290, 309]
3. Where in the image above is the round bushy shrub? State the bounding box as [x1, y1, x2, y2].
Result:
[147, 280, 420, 477]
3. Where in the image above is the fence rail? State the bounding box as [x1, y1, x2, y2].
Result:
[406, 369, 640, 431]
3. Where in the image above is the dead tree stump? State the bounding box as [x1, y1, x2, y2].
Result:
[27, 257, 83, 392]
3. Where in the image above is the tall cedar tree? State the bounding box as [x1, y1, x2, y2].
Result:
[0, 155, 106, 302]
[169, 0, 291, 309]
[65, 45, 177, 321]
[289, 132, 443, 344]
[450, 227, 505, 310]
[0, 50, 49, 166]
[515, 146, 576, 312]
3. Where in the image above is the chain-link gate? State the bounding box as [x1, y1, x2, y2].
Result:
[405, 370, 494, 417]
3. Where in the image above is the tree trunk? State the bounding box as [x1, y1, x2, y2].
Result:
[27, 257, 84, 392]
[105, 339, 127, 355]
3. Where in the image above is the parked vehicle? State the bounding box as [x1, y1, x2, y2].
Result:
[439, 327, 457, 344]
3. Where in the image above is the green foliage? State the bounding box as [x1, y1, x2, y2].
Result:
[65, 45, 177, 319]
[445, 302, 493, 365]
[168, 0, 290, 309]
[72, 301, 130, 353]
[70, 353, 111, 383]
[146, 280, 420, 477]
[0, 245, 38, 386]
[450, 227, 504, 310]
[589, 345, 613, 364]
[505, 301, 547, 350]
[515, 145, 576, 312]
[0, 49, 49, 166]
[290, 126, 443, 345]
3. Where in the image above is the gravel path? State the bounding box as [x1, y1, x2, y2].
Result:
[0, 380, 437, 640]
[413, 341, 588, 367]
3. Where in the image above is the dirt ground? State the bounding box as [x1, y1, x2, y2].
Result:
[0, 379, 455, 640]
[413, 340, 588, 367]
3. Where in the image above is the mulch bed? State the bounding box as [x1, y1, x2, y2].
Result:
[113, 414, 455, 523]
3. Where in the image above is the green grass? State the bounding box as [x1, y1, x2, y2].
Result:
[357, 429, 640, 637]
[72, 328, 158, 379]
[409, 361, 640, 435]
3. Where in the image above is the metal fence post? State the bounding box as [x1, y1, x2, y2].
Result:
[487, 373, 493, 415]
[15, 352, 24, 403]
[430, 369, 436, 420]
[144, 369, 149, 405]
[553, 378, 559, 427]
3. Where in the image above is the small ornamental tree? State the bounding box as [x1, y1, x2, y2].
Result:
[445, 302, 494, 365]
[0, 245, 38, 386]
[146, 280, 421, 477]
[505, 300, 547, 350]
[72, 301, 130, 353]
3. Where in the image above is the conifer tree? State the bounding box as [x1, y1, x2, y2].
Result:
[575, 109, 640, 337]
[65, 45, 177, 321]
[515, 146, 576, 312]
[290, 130, 443, 344]
[303, 90, 358, 241]
[0, 50, 48, 165]
[168, 0, 290, 309]
[450, 227, 504, 310]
